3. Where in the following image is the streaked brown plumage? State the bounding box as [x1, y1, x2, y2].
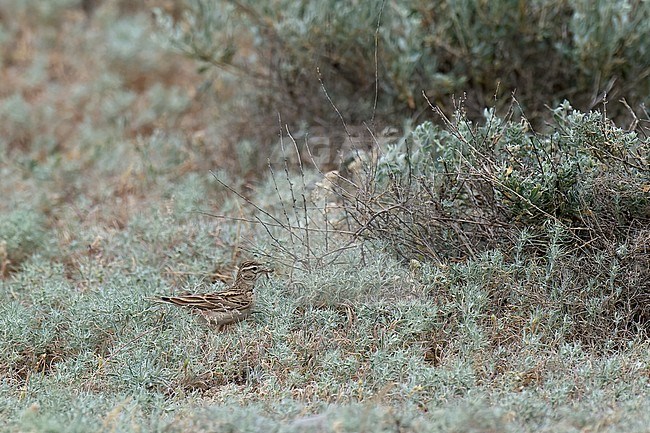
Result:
[155, 260, 273, 327]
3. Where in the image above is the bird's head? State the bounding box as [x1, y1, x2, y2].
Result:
[237, 260, 273, 283]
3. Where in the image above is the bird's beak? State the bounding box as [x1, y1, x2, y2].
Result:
[262, 266, 274, 275]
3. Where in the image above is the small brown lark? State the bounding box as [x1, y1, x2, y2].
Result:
[154, 260, 273, 327]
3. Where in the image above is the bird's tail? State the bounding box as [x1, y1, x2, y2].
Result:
[147, 296, 176, 304]
[148, 294, 211, 308]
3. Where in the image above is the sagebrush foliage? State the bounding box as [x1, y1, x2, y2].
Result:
[339, 102, 649, 346]
[366, 102, 649, 259]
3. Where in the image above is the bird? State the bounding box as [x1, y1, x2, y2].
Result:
[154, 260, 273, 327]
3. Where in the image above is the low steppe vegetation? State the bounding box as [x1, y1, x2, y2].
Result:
[1, 1, 648, 432]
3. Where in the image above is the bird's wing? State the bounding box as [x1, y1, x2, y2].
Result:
[157, 290, 251, 312]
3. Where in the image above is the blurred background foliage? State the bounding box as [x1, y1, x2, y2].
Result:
[156, 0, 650, 133]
